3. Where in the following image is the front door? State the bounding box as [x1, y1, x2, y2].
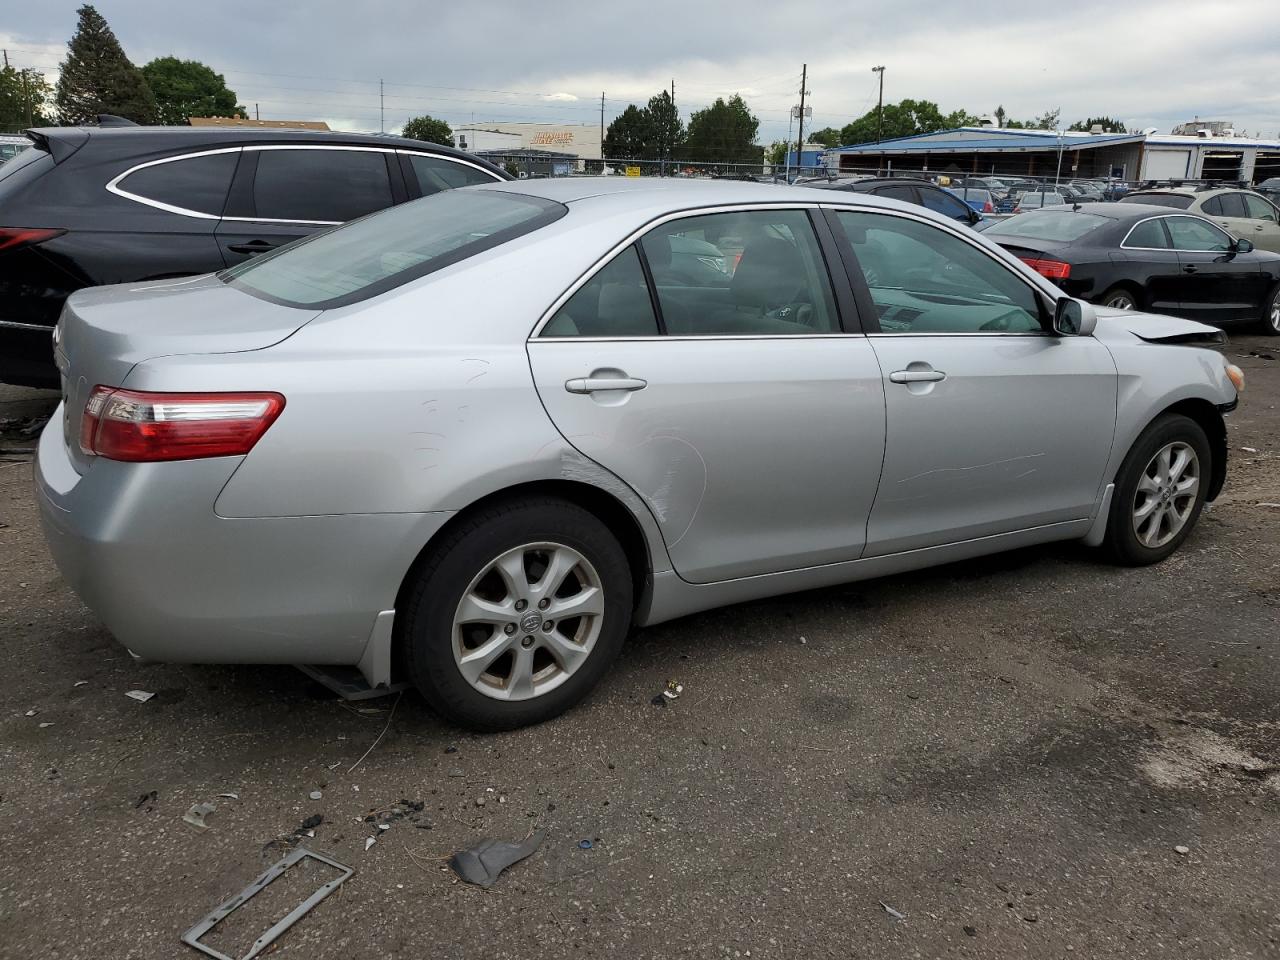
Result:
[1242, 193, 1280, 253]
[527, 208, 887, 584]
[827, 207, 1117, 556]
[1164, 215, 1267, 323]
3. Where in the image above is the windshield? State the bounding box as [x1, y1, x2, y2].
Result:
[1121, 193, 1194, 209]
[985, 210, 1107, 242]
[224, 189, 565, 309]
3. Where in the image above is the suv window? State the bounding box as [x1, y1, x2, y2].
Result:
[874, 184, 918, 203]
[1123, 218, 1171, 249]
[406, 154, 499, 196]
[115, 151, 239, 216]
[640, 210, 839, 335]
[224, 189, 564, 309]
[1121, 192, 1194, 209]
[1243, 193, 1278, 222]
[835, 210, 1042, 334]
[542, 245, 658, 337]
[1165, 215, 1232, 252]
[919, 187, 972, 221]
[252, 148, 393, 222]
[1212, 193, 1248, 218]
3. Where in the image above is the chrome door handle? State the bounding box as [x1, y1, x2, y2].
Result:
[565, 376, 647, 394]
[889, 369, 946, 384]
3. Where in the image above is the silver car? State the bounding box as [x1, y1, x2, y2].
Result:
[36, 179, 1245, 730]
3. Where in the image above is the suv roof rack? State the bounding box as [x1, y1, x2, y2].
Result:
[1136, 178, 1250, 191]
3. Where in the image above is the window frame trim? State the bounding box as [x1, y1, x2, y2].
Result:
[1127, 214, 1234, 254]
[821, 203, 1057, 337]
[105, 146, 243, 220]
[1119, 215, 1176, 251]
[528, 202, 860, 342]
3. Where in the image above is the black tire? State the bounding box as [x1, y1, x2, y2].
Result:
[401, 497, 633, 731]
[1257, 283, 1280, 336]
[1098, 285, 1140, 311]
[1103, 413, 1211, 565]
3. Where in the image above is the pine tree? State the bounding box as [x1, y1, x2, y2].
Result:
[55, 5, 157, 124]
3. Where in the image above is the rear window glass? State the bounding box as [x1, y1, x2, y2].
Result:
[1121, 193, 1194, 209]
[0, 143, 51, 185]
[116, 151, 238, 216]
[985, 210, 1107, 242]
[223, 189, 564, 308]
[407, 154, 499, 196]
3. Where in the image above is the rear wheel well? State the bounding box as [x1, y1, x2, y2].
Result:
[1097, 282, 1142, 308]
[1140, 399, 1228, 501]
[392, 481, 652, 662]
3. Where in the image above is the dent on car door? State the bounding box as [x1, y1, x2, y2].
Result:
[526, 207, 887, 584]
[1165, 215, 1263, 322]
[216, 147, 399, 265]
[828, 207, 1117, 556]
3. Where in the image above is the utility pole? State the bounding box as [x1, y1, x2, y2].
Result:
[21, 69, 32, 127]
[795, 64, 808, 177]
[2, 49, 9, 68]
[872, 66, 885, 144]
[254, 102, 260, 121]
[380, 79, 385, 134]
[670, 77, 675, 174]
[600, 92, 605, 163]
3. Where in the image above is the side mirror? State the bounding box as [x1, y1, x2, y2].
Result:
[1053, 297, 1098, 337]
[1233, 237, 1254, 254]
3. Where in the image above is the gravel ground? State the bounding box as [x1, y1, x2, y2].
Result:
[1, 337, 1278, 960]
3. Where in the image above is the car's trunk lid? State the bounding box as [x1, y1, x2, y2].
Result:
[57, 274, 320, 473]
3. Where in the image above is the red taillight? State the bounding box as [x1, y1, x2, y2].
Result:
[982, 201, 994, 213]
[79, 387, 285, 462]
[0, 227, 66, 253]
[1017, 256, 1072, 280]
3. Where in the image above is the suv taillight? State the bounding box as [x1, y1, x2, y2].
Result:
[0, 227, 66, 253]
[79, 387, 285, 461]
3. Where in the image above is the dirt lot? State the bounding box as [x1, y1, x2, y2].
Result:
[1, 336, 1278, 960]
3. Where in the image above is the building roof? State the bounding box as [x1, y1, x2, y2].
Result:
[829, 128, 1145, 154]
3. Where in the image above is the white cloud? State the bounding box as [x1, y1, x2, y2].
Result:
[543, 92, 579, 102]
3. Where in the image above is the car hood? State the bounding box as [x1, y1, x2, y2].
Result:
[1092, 307, 1226, 345]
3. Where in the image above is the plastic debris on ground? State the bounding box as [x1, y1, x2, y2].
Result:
[365, 836, 376, 852]
[125, 690, 155, 703]
[24, 709, 37, 717]
[183, 802, 217, 830]
[134, 790, 157, 809]
[651, 680, 684, 706]
[217, 792, 239, 800]
[578, 839, 594, 849]
[880, 901, 906, 921]
[309, 790, 323, 800]
[449, 829, 546, 888]
[1174, 844, 1190, 855]
[73, 681, 88, 687]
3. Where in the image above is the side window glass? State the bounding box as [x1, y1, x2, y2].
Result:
[117, 151, 238, 216]
[640, 210, 839, 335]
[1217, 193, 1248, 217]
[1243, 194, 1277, 222]
[407, 154, 499, 196]
[1166, 216, 1232, 252]
[920, 188, 971, 221]
[875, 184, 918, 203]
[541, 245, 658, 338]
[1201, 196, 1223, 216]
[1124, 218, 1171, 249]
[835, 210, 1042, 334]
[253, 149, 393, 222]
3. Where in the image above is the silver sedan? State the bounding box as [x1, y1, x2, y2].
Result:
[36, 178, 1245, 730]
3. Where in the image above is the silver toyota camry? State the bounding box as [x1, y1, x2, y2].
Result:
[36, 178, 1245, 730]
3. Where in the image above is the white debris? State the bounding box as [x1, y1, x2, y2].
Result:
[1241, 447, 1258, 453]
[73, 681, 89, 687]
[880, 901, 906, 921]
[217, 792, 239, 800]
[365, 836, 377, 851]
[378, 823, 390, 831]
[125, 690, 155, 703]
[38, 722, 54, 728]
[24, 709, 37, 717]
[309, 790, 322, 800]
[1174, 845, 1190, 856]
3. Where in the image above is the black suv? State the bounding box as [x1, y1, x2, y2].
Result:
[806, 177, 983, 227]
[0, 125, 510, 387]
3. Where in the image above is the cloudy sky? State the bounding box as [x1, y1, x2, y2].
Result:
[4, 0, 1278, 142]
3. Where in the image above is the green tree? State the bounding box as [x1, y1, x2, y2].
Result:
[944, 108, 980, 128]
[765, 140, 789, 166]
[0, 66, 54, 128]
[684, 94, 760, 165]
[55, 5, 157, 124]
[402, 115, 453, 146]
[838, 99, 958, 145]
[994, 104, 1007, 127]
[646, 90, 685, 160]
[141, 57, 245, 125]
[1067, 116, 1128, 134]
[604, 103, 652, 160]
[808, 126, 842, 147]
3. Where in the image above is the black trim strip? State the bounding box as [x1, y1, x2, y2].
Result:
[633, 239, 669, 336]
[808, 208, 862, 334]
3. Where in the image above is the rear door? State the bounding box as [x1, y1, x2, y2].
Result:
[527, 206, 887, 584]
[1242, 193, 1280, 253]
[826, 206, 1117, 555]
[1117, 215, 1184, 313]
[216, 146, 401, 265]
[1166, 214, 1266, 322]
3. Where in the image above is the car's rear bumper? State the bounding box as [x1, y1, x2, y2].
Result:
[0, 321, 59, 387]
[35, 411, 452, 665]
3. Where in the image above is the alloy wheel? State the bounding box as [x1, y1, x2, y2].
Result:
[1106, 293, 1136, 310]
[1131, 441, 1199, 549]
[452, 542, 604, 701]
[1269, 290, 1280, 333]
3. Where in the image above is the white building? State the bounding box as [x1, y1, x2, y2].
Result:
[452, 122, 602, 160]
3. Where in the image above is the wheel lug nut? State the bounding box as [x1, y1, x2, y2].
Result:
[521, 636, 534, 648]
[543, 621, 554, 631]
[504, 623, 516, 635]
[538, 599, 549, 610]
[515, 600, 527, 612]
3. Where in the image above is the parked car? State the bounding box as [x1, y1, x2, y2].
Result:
[1255, 178, 1280, 205]
[38, 179, 1243, 729]
[807, 177, 983, 226]
[0, 125, 510, 387]
[1120, 186, 1280, 253]
[1012, 190, 1069, 212]
[946, 187, 998, 214]
[1069, 181, 1106, 202]
[0, 136, 29, 164]
[983, 203, 1280, 332]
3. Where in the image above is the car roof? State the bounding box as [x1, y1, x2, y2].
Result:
[1019, 202, 1202, 220]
